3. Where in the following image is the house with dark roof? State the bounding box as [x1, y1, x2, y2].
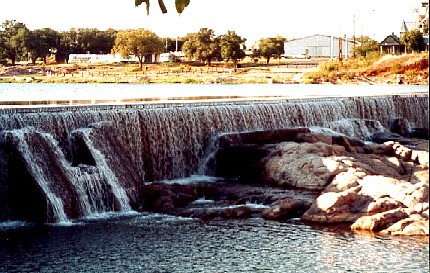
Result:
[379, 33, 405, 55]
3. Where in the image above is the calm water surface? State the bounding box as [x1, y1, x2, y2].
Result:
[0, 83, 428, 107]
[0, 214, 428, 273]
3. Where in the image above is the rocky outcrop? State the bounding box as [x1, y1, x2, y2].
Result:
[297, 136, 429, 236]
[261, 142, 348, 190]
[138, 180, 317, 220]
[137, 126, 428, 236]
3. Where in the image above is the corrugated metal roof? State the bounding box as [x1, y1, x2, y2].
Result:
[284, 34, 356, 58]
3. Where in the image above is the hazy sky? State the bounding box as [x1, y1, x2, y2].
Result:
[0, 0, 420, 45]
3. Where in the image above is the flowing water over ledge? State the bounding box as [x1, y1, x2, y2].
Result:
[0, 84, 428, 272]
[0, 214, 429, 273]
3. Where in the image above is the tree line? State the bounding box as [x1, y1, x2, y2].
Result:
[0, 20, 286, 68]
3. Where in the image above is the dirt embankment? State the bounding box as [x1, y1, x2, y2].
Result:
[364, 54, 429, 84]
[306, 53, 429, 85]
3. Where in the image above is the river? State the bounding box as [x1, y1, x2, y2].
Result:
[0, 83, 429, 272]
[0, 83, 428, 107]
[1, 213, 429, 273]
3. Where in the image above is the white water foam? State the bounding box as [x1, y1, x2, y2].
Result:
[161, 175, 223, 185]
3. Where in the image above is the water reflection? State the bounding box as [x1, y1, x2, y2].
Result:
[0, 215, 428, 273]
[0, 83, 428, 108]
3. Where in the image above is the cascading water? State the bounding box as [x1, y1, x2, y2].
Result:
[71, 128, 131, 212]
[0, 95, 428, 223]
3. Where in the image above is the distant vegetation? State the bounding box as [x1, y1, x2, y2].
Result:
[0, 20, 281, 68]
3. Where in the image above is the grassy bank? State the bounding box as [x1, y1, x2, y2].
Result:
[303, 52, 429, 85]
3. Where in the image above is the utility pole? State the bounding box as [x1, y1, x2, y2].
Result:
[352, 14, 356, 58]
[338, 36, 343, 61]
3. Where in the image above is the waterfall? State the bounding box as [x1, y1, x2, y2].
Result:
[0, 95, 428, 223]
[71, 128, 131, 212]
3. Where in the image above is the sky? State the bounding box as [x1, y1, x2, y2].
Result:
[0, 0, 421, 45]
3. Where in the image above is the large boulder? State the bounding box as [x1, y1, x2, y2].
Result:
[261, 142, 347, 190]
[351, 208, 411, 231]
[301, 188, 374, 223]
[380, 214, 429, 235]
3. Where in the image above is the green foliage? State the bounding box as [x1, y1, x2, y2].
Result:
[0, 20, 28, 64]
[354, 36, 379, 57]
[135, 0, 190, 14]
[182, 28, 220, 66]
[401, 29, 425, 53]
[26, 28, 60, 64]
[423, 22, 429, 36]
[219, 31, 246, 68]
[318, 61, 341, 73]
[257, 37, 285, 64]
[54, 28, 117, 63]
[112, 29, 163, 68]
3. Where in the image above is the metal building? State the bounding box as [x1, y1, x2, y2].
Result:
[283, 34, 356, 59]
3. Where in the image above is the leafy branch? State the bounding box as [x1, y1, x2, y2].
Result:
[135, 0, 190, 14]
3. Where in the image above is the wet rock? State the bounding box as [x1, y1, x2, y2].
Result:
[351, 208, 411, 231]
[409, 128, 429, 139]
[371, 132, 409, 144]
[214, 145, 269, 180]
[296, 132, 333, 145]
[217, 128, 311, 147]
[181, 204, 257, 220]
[220, 205, 253, 218]
[213, 128, 311, 181]
[261, 198, 312, 220]
[139, 182, 198, 213]
[390, 118, 412, 136]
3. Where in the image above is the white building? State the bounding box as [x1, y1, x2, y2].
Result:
[159, 51, 185, 62]
[68, 54, 139, 64]
[283, 34, 357, 59]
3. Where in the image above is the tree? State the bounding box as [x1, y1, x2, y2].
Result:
[219, 31, 246, 69]
[257, 37, 285, 65]
[182, 28, 220, 66]
[0, 20, 28, 65]
[401, 29, 425, 53]
[164, 37, 185, 52]
[112, 28, 163, 69]
[26, 28, 59, 64]
[135, 0, 190, 14]
[55, 28, 118, 63]
[354, 36, 379, 57]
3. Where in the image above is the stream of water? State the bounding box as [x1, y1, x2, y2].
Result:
[0, 83, 428, 272]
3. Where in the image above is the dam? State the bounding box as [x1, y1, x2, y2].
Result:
[0, 89, 428, 223]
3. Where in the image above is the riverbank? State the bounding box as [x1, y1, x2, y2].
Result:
[0, 53, 428, 85]
[0, 59, 318, 84]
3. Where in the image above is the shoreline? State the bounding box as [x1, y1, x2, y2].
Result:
[1, 53, 428, 85]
